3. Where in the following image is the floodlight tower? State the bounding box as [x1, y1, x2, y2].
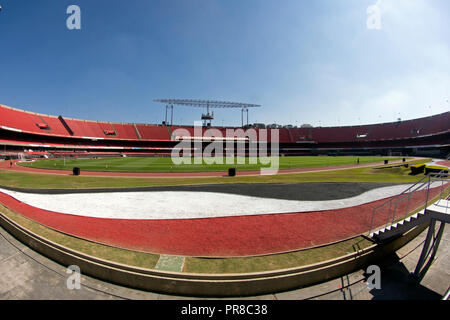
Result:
[201, 101, 214, 126]
[154, 99, 261, 127]
[241, 108, 249, 127]
[164, 104, 174, 126]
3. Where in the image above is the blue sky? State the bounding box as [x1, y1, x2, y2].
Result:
[0, 0, 448, 127]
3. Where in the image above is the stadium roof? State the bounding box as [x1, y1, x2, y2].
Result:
[154, 99, 261, 108]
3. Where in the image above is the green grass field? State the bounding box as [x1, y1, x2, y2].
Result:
[0, 158, 429, 190]
[19, 156, 403, 173]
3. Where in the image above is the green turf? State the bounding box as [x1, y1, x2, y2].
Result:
[19, 156, 403, 173]
[0, 158, 430, 189]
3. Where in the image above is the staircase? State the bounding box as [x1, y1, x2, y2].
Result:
[368, 157, 450, 242]
[370, 195, 449, 241]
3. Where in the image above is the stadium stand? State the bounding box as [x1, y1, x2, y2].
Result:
[110, 123, 139, 140]
[0, 104, 449, 158]
[135, 124, 171, 140]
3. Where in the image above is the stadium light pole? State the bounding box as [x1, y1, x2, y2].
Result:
[154, 99, 260, 127]
[165, 105, 168, 124]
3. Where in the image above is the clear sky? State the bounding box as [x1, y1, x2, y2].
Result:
[0, 0, 448, 127]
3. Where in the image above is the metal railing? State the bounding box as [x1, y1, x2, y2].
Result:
[367, 158, 450, 236]
[433, 178, 450, 214]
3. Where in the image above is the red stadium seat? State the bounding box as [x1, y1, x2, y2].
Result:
[0, 104, 449, 154]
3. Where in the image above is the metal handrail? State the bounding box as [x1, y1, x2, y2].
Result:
[428, 176, 450, 209]
[368, 176, 429, 235]
[368, 156, 450, 236]
[370, 177, 426, 216]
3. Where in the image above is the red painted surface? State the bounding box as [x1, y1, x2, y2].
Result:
[0, 186, 442, 257]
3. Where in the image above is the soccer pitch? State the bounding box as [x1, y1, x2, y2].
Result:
[19, 156, 403, 173]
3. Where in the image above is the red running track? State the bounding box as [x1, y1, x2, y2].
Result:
[0, 186, 442, 257]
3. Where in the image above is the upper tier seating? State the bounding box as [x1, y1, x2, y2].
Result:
[110, 123, 139, 140]
[1, 104, 449, 144]
[135, 124, 171, 140]
[0, 105, 53, 134]
[63, 119, 106, 138]
[98, 122, 116, 135]
[287, 112, 450, 143]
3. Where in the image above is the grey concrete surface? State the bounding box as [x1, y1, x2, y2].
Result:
[0, 221, 448, 300]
